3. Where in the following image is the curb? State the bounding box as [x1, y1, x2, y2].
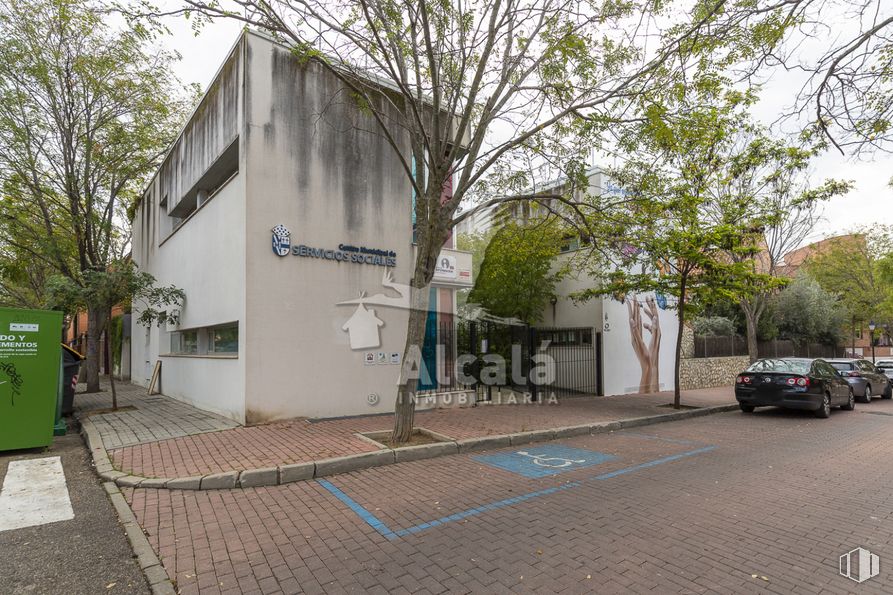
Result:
[81, 403, 738, 492]
[103, 481, 176, 595]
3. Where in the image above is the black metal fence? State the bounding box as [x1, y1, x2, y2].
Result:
[420, 320, 601, 401]
[692, 335, 848, 360]
[533, 326, 601, 398]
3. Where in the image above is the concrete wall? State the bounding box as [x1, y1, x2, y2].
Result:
[541, 255, 681, 397]
[130, 37, 247, 423]
[132, 31, 471, 423]
[542, 262, 603, 329]
[241, 33, 415, 422]
[679, 356, 748, 390]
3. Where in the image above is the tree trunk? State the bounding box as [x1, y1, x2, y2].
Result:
[393, 271, 435, 442]
[84, 309, 105, 393]
[107, 311, 117, 410]
[393, 185, 447, 442]
[744, 309, 759, 362]
[673, 278, 687, 409]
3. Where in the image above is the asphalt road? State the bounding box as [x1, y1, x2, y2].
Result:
[0, 423, 148, 595]
[126, 397, 893, 594]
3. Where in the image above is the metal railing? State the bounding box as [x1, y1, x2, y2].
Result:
[692, 335, 847, 360]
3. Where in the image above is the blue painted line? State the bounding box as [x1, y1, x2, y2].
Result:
[320, 444, 717, 540]
[394, 482, 580, 537]
[618, 432, 701, 446]
[317, 479, 397, 539]
[592, 446, 717, 480]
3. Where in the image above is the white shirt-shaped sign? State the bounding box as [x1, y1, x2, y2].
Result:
[342, 303, 384, 350]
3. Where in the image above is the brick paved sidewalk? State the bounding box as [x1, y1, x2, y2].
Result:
[85, 383, 734, 479]
[75, 383, 239, 449]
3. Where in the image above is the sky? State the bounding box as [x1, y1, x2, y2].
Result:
[160, 13, 893, 246]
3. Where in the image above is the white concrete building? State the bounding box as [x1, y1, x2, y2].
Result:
[131, 31, 472, 423]
[460, 166, 680, 397]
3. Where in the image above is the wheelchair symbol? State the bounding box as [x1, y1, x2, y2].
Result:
[516, 451, 586, 468]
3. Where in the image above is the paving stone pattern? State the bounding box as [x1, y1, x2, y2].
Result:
[125, 402, 893, 594]
[108, 387, 734, 478]
[75, 384, 239, 450]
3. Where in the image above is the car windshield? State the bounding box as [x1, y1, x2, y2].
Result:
[747, 359, 811, 374]
[829, 362, 854, 372]
[876, 361, 893, 369]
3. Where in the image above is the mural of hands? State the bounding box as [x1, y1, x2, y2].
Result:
[627, 296, 661, 393]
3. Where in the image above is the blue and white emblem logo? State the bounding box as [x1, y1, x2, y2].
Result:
[272, 224, 290, 257]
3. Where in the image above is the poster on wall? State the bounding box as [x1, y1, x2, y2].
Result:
[601, 292, 677, 396]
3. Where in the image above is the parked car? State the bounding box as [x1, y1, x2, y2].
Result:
[735, 358, 853, 418]
[875, 359, 893, 382]
[826, 358, 892, 403]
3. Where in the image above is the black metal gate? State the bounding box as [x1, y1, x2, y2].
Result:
[456, 321, 601, 402]
[531, 327, 602, 399]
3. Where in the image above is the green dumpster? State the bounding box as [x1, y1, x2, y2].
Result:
[0, 307, 63, 451]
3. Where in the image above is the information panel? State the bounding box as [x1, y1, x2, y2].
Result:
[0, 307, 63, 451]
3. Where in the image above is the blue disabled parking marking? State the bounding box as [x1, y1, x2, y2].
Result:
[318, 438, 716, 540]
[473, 444, 617, 478]
[593, 446, 716, 480]
[316, 479, 397, 540]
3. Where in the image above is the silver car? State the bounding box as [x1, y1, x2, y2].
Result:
[827, 359, 893, 403]
[876, 360, 893, 381]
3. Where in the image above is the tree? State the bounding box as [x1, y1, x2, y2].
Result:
[784, 0, 893, 154]
[0, 0, 191, 391]
[468, 220, 566, 325]
[46, 262, 184, 409]
[455, 229, 494, 314]
[806, 227, 893, 349]
[692, 316, 737, 337]
[772, 272, 846, 345]
[579, 92, 773, 408]
[707, 133, 851, 360]
[142, 0, 807, 441]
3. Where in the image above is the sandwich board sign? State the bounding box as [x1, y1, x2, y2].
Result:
[0, 307, 63, 451]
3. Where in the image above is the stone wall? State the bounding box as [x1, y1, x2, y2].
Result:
[679, 356, 749, 390]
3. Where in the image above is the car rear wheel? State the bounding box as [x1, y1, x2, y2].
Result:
[860, 385, 872, 404]
[883, 384, 892, 399]
[739, 403, 755, 413]
[814, 393, 831, 418]
[841, 388, 855, 411]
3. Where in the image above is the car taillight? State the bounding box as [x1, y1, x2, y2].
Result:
[796, 377, 809, 387]
[786, 377, 796, 385]
[736, 375, 752, 384]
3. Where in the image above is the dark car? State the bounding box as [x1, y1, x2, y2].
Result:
[825, 359, 892, 402]
[735, 358, 854, 418]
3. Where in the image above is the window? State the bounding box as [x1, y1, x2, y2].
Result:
[858, 360, 876, 372]
[165, 138, 239, 236]
[818, 361, 839, 376]
[829, 362, 853, 372]
[210, 324, 238, 353]
[746, 359, 811, 374]
[546, 328, 593, 346]
[167, 323, 238, 356]
[170, 329, 198, 354]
